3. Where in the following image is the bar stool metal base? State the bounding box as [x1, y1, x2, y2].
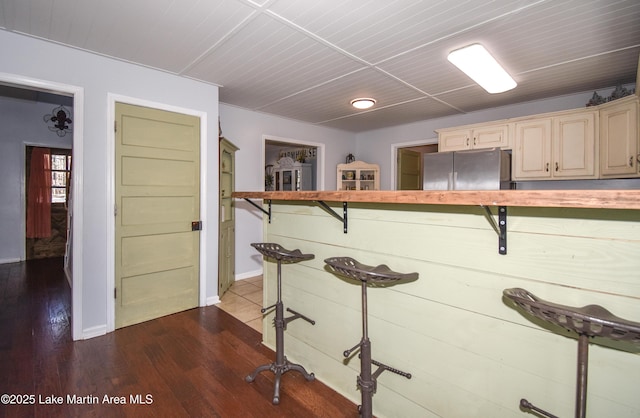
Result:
[246, 243, 316, 405]
[326, 257, 418, 418]
[245, 301, 315, 404]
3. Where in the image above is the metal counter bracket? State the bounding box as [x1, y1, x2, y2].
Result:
[244, 198, 272, 223]
[481, 205, 507, 255]
[315, 201, 348, 233]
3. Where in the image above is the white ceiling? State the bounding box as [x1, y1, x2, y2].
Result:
[1, 0, 639, 132]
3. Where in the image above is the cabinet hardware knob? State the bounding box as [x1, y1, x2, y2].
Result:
[630, 156, 634, 167]
[473, 137, 477, 146]
[555, 162, 559, 171]
[466, 138, 469, 146]
[545, 163, 549, 172]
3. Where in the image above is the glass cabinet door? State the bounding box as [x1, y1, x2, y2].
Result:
[283, 170, 292, 191]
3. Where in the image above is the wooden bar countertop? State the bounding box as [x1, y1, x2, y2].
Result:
[232, 190, 640, 210]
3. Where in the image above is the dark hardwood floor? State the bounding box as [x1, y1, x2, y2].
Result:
[0, 258, 358, 418]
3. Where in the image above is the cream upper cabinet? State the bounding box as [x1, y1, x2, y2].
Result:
[600, 96, 639, 178]
[554, 111, 597, 177]
[438, 123, 510, 152]
[513, 110, 597, 180]
[513, 119, 552, 179]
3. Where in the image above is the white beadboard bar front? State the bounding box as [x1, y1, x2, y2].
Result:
[234, 191, 640, 418]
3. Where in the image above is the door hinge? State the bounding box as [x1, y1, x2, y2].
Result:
[192, 220, 203, 231]
[114, 120, 117, 133]
[114, 288, 117, 299]
[114, 203, 118, 217]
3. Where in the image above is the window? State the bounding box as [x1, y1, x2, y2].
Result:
[26, 146, 72, 206]
[50, 151, 72, 204]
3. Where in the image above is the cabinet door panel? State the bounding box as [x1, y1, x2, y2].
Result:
[514, 120, 552, 179]
[439, 129, 471, 151]
[600, 99, 638, 177]
[474, 125, 509, 149]
[553, 112, 596, 178]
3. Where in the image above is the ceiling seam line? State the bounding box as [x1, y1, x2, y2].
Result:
[372, 0, 549, 66]
[315, 97, 429, 124]
[251, 68, 370, 111]
[517, 44, 640, 74]
[177, 0, 282, 76]
[262, 9, 376, 69]
[177, 10, 263, 75]
[7, 30, 215, 84]
[314, 96, 464, 126]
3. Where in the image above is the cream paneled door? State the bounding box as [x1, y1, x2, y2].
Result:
[115, 103, 200, 329]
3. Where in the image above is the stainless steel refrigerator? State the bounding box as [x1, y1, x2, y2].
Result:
[423, 148, 511, 190]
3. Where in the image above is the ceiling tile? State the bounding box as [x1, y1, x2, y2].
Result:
[269, 0, 543, 63]
[187, 13, 366, 108]
[317, 96, 458, 132]
[257, 67, 426, 123]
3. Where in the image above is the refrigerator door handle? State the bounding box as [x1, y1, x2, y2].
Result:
[452, 171, 458, 190]
[447, 172, 453, 190]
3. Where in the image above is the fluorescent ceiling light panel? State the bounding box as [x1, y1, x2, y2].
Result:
[447, 44, 517, 94]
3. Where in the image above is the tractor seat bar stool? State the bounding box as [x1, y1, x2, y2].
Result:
[246, 243, 316, 405]
[503, 288, 640, 418]
[325, 256, 418, 418]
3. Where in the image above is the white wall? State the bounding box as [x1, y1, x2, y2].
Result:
[219, 104, 354, 277]
[0, 96, 72, 263]
[0, 30, 219, 339]
[355, 86, 635, 189]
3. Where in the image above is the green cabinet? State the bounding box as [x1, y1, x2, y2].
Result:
[219, 137, 239, 297]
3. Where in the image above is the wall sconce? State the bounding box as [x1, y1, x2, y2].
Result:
[44, 105, 73, 137]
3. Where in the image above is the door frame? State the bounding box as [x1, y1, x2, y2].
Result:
[106, 94, 208, 333]
[262, 134, 326, 191]
[390, 138, 437, 190]
[0, 72, 85, 341]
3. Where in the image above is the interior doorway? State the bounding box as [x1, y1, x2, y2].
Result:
[25, 146, 72, 260]
[392, 140, 438, 190]
[264, 136, 325, 191]
[0, 85, 74, 263]
[0, 74, 83, 341]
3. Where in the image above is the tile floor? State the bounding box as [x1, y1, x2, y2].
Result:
[218, 275, 264, 333]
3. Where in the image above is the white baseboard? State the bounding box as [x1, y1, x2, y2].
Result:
[0, 257, 21, 265]
[235, 268, 262, 281]
[207, 295, 221, 305]
[82, 324, 107, 340]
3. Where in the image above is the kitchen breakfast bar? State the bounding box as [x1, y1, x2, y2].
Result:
[233, 190, 640, 418]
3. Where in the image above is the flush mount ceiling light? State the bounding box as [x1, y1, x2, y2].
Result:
[447, 44, 517, 94]
[351, 98, 376, 109]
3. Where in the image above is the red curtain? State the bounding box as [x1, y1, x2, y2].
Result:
[26, 147, 52, 238]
